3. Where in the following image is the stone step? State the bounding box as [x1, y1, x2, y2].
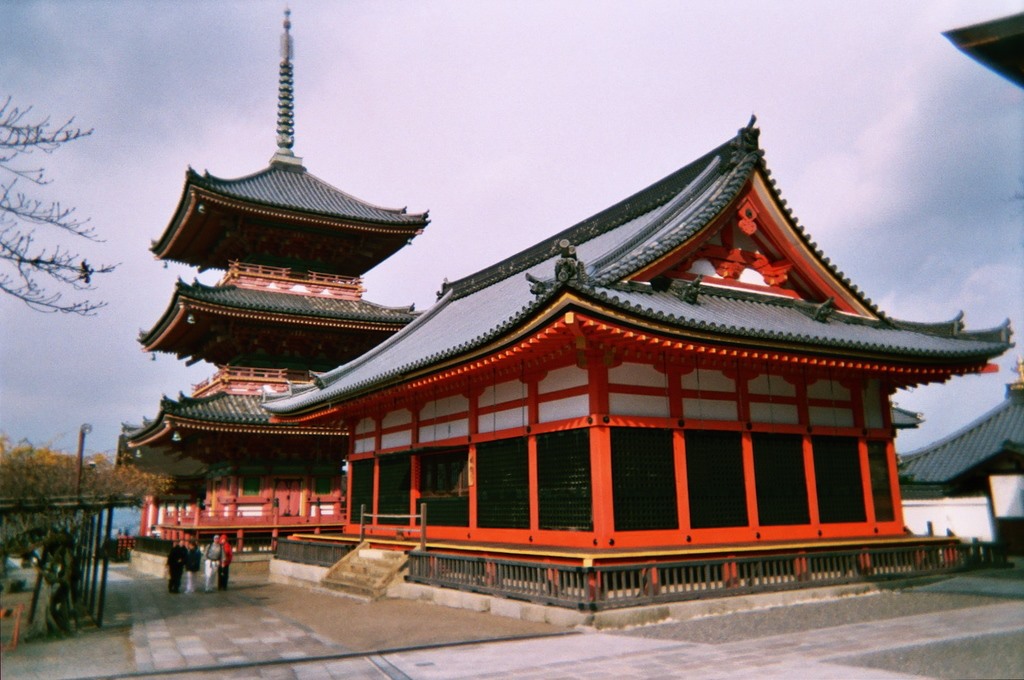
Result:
[320, 545, 409, 601]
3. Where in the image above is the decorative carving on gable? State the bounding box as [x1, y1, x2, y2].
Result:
[737, 198, 758, 236]
[690, 244, 792, 286]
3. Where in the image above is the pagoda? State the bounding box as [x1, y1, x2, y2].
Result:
[265, 118, 1012, 567]
[125, 12, 427, 547]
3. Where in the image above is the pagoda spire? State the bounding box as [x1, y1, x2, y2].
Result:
[270, 8, 304, 168]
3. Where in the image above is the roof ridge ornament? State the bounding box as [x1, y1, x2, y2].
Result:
[812, 297, 835, 322]
[729, 114, 761, 165]
[270, 8, 305, 169]
[554, 239, 586, 284]
[677, 274, 703, 304]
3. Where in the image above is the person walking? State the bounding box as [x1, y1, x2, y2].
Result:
[184, 540, 202, 593]
[203, 535, 223, 593]
[166, 539, 188, 593]
[217, 534, 233, 591]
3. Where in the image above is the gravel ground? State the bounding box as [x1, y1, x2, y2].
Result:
[621, 591, 999, 644]
[840, 629, 1024, 679]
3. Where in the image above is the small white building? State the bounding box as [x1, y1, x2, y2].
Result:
[900, 362, 1024, 553]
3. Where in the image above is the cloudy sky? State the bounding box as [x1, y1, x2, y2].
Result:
[1, 1, 1021, 460]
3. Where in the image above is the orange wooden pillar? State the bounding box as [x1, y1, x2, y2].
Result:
[589, 424, 615, 546]
[741, 431, 760, 537]
[802, 435, 822, 535]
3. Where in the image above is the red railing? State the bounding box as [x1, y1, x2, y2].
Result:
[191, 366, 313, 397]
[219, 261, 364, 299]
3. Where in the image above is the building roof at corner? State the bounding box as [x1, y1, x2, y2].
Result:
[944, 12, 1024, 88]
[900, 389, 1024, 484]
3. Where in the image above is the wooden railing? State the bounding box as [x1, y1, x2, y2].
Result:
[220, 261, 364, 299]
[275, 538, 355, 567]
[191, 366, 312, 397]
[358, 503, 428, 550]
[160, 499, 347, 528]
[406, 541, 1008, 611]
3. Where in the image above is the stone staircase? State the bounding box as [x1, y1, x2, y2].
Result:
[321, 543, 408, 600]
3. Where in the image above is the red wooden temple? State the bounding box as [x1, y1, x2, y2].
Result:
[265, 117, 1012, 566]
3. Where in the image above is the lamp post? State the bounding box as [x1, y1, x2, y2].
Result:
[75, 423, 93, 497]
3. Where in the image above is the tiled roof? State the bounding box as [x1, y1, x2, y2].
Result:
[125, 391, 347, 447]
[265, 122, 1013, 416]
[162, 393, 269, 424]
[899, 391, 1024, 484]
[189, 165, 428, 226]
[139, 280, 417, 346]
[892, 406, 924, 429]
[123, 393, 267, 446]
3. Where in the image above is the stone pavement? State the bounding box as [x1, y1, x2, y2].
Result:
[2, 562, 1023, 679]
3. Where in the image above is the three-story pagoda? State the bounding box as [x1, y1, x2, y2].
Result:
[124, 12, 427, 546]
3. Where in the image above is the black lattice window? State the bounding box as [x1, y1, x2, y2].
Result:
[611, 428, 678, 531]
[377, 456, 411, 524]
[418, 450, 469, 527]
[350, 459, 374, 520]
[241, 476, 261, 497]
[537, 429, 593, 531]
[477, 438, 530, 529]
[752, 433, 810, 526]
[685, 430, 748, 529]
[867, 441, 895, 522]
[313, 476, 333, 496]
[812, 436, 866, 524]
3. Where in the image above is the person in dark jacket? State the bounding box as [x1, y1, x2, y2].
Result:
[184, 540, 202, 593]
[166, 539, 188, 593]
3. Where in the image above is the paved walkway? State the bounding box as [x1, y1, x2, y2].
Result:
[3, 563, 1023, 679]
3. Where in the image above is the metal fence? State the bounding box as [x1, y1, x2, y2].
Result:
[133, 536, 175, 556]
[275, 538, 354, 567]
[406, 541, 1008, 611]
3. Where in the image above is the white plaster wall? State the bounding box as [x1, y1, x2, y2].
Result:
[419, 417, 469, 443]
[538, 365, 588, 394]
[681, 368, 734, 392]
[354, 436, 375, 454]
[747, 373, 796, 396]
[807, 378, 851, 400]
[609, 362, 664, 387]
[381, 429, 412, 449]
[480, 379, 526, 406]
[990, 475, 1024, 518]
[538, 394, 589, 423]
[609, 393, 669, 418]
[750, 402, 799, 425]
[683, 398, 737, 421]
[862, 379, 884, 429]
[809, 405, 854, 428]
[420, 394, 469, 419]
[902, 497, 995, 542]
[382, 409, 412, 428]
[354, 417, 375, 435]
[478, 406, 527, 434]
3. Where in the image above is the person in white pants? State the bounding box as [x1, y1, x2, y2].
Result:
[203, 536, 223, 592]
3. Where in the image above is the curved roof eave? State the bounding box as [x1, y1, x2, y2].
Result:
[189, 165, 430, 227]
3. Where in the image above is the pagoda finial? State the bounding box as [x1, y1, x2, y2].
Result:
[1008, 356, 1024, 405]
[270, 7, 304, 168]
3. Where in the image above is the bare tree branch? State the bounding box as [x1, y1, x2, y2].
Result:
[0, 96, 117, 314]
